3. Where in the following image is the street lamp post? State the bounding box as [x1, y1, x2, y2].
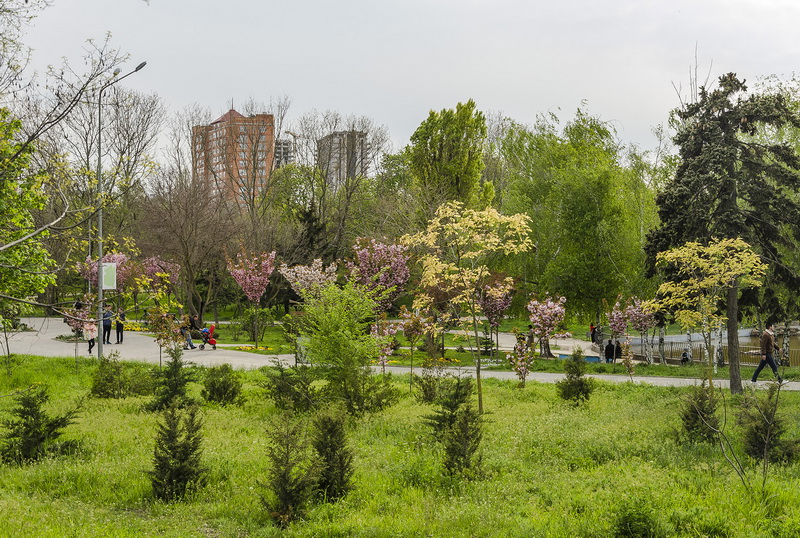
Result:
[96, 61, 146, 358]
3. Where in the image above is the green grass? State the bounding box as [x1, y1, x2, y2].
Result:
[1, 355, 800, 535]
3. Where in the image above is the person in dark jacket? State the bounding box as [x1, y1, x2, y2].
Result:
[615, 341, 622, 362]
[115, 308, 126, 344]
[604, 340, 615, 363]
[102, 304, 113, 345]
[752, 323, 782, 383]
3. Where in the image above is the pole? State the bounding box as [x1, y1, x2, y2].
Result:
[95, 62, 146, 358]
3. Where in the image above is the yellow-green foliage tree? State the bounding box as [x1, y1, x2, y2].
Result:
[654, 238, 767, 386]
[403, 201, 532, 413]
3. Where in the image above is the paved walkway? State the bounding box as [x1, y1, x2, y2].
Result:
[4, 317, 794, 391]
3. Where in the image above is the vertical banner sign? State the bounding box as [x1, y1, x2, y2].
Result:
[101, 262, 117, 290]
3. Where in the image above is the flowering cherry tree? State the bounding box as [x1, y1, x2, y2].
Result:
[526, 295, 566, 358]
[507, 337, 535, 387]
[625, 297, 657, 365]
[228, 251, 277, 304]
[347, 238, 410, 312]
[279, 258, 338, 301]
[371, 313, 400, 374]
[606, 297, 628, 342]
[398, 305, 435, 391]
[227, 251, 277, 344]
[77, 253, 137, 291]
[476, 279, 514, 361]
[142, 256, 181, 292]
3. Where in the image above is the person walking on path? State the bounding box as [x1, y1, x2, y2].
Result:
[180, 316, 196, 350]
[752, 322, 783, 383]
[604, 340, 615, 363]
[85, 322, 97, 354]
[115, 309, 126, 344]
[102, 304, 113, 345]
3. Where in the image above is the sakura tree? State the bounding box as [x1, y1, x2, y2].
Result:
[526, 295, 566, 358]
[476, 279, 514, 361]
[606, 298, 628, 342]
[227, 251, 277, 345]
[507, 338, 535, 387]
[77, 253, 137, 292]
[625, 297, 657, 365]
[346, 238, 410, 312]
[279, 258, 338, 301]
[370, 313, 400, 375]
[142, 256, 181, 292]
[398, 305, 435, 391]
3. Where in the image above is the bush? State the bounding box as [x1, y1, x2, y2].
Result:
[737, 384, 799, 463]
[415, 358, 453, 404]
[312, 407, 353, 501]
[322, 367, 400, 416]
[149, 403, 207, 502]
[298, 282, 397, 415]
[90, 351, 154, 399]
[261, 364, 321, 413]
[679, 381, 719, 444]
[0, 385, 81, 464]
[556, 348, 594, 403]
[90, 353, 127, 399]
[201, 364, 244, 406]
[259, 414, 317, 528]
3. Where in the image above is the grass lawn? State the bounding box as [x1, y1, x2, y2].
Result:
[0, 355, 799, 536]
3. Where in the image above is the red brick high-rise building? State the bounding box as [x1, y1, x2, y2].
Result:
[192, 109, 276, 204]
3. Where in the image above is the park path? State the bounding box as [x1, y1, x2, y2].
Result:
[3, 317, 794, 391]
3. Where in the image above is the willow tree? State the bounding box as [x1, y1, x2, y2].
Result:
[408, 99, 488, 219]
[645, 73, 800, 394]
[403, 201, 532, 413]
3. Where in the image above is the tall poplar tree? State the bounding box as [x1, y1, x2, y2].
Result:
[645, 73, 800, 393]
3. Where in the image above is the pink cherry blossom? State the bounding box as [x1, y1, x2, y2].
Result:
[142, 256, 181, 291]
[279, 258, 338, 300]
[77, 252, 136, 291]
[227, 251, 277, 304]
[346, 238, 410, 312]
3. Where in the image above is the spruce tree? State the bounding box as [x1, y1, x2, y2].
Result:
[646, 73, 800, 393]
[149, 403, 207, 501]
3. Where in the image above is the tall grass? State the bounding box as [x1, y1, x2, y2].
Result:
[0, 356, 799, 536]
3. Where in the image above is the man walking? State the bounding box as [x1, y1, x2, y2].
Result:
[752, 323, 782, 383]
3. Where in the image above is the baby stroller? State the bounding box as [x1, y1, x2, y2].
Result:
[199, 325, 217, 350]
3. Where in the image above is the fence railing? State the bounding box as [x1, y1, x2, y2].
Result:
[632, 341, 800, 367]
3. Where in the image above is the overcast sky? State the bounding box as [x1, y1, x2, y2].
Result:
[21, 0, 800, 153]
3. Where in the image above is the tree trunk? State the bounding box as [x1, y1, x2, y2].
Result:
[727, 286, 742, 394]
[658, 325, 665, 364]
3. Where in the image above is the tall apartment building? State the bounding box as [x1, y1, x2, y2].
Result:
[192, 109, 275, 202]
[316, 130, 368, 188]
[274, 138, 295, 169]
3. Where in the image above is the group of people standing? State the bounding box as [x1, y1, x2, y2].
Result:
[85, 305, 126, 354]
